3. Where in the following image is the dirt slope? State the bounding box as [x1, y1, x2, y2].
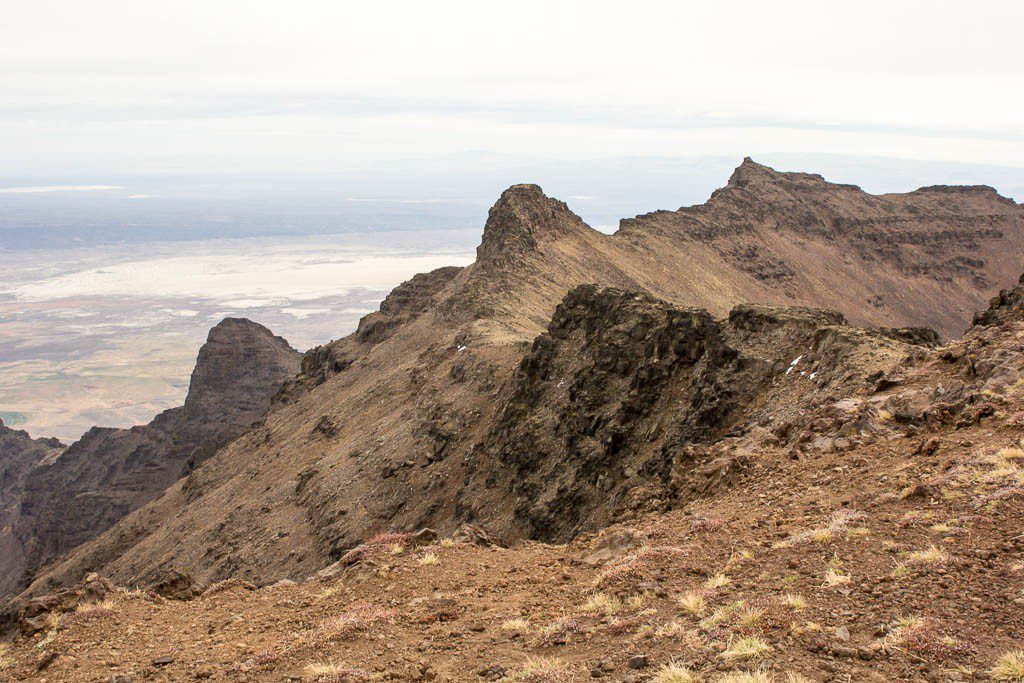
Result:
[5, 275, 1024, 682]
[0, 318, 300, 600]
[10, 159, 1024, 614]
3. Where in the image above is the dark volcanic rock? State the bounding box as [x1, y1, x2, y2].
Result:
[973, 272, 1024, 327]
[0, 422, 64, 597]
[461, 285, 913, 542]
[0, 319, 299, 599]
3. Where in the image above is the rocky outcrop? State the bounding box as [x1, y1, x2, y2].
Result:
[460, 286, 919, 541]
[0, 423, 63, 597]
[0, 319, 299, 599]
[972, 273, 1024, 327]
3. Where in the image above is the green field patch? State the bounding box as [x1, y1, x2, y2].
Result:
[0, 411, 27, 426]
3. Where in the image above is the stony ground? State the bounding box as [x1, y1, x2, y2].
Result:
[3, 394, 1022, 682]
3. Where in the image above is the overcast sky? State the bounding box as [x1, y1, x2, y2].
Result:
[2, 0, 1023, 175]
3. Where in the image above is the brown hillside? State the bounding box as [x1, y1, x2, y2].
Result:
[5, 272, 1024, 681]
[9, 159, 1024, 617]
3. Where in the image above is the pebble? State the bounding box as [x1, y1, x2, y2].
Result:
[626, 655, 649, 670]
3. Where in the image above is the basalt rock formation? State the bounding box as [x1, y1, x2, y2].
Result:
[0, 318, 299, 599]
[9, 159, 1024, 612]
[0, 423, 64, 597]
[461, 286, 921, 542]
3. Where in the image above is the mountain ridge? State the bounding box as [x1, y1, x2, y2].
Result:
[5, 262, 1024, 681]
[8, 158, 1024, 614]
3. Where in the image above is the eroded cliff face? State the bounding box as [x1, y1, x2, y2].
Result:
[1, 318, 300, 598]
[460, 286, 919, 541]
[11, 160, 1024, 608]
[0, 423, 63, 597]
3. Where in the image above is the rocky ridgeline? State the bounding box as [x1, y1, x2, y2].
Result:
[461, 285, 923, 542]
[0, 319, 300, 599]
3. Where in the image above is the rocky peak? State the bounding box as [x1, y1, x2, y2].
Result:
[475, 184, 590, 266]
[720, 157, 848, 197]
[725, 157, 779, 187]
[972, 273, 1024, 327]
[182, 318, 300, 426]
[0, 319, 301, 601]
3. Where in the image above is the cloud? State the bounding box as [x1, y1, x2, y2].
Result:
[0, 185, 122, 194]
[1, 1, 1022, 172]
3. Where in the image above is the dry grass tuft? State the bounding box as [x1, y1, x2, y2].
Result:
[773, 509, 865, 548]
[718, 671, 773, 682]
[782, 593, 807, 610]
[581, 592, 622, 615]
[990, 650, 1024, 681]
[905, 545, 949, 566]
[501, 618, 532, 635]
[533, 617, 584, 646]
[304, 662, 372, 682]
[705, 573, 731, 590]
[311, 603, 396, 642]
[822, 567, 851, 587]
[498, 656, 575, 683]
[594, 545, 688, 591]
[73, 598, 117, 618]
[722, 635, 771, 661]
[416, 552, 439, 566]
[651, 661, 701, 682]
[679, 590, 706, 616]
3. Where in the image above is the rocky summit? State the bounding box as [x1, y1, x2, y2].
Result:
[0, 318, 300, 602]
[1, 160, 1024, 682]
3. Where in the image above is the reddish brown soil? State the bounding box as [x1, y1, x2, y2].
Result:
[5, 304, 1024, 682]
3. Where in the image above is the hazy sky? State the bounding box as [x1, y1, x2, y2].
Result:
[2, 0, 1023, 174]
